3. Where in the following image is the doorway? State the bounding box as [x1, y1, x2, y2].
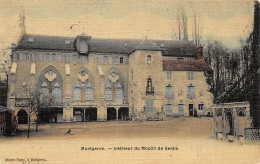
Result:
[189, 104, 193, 116]
[85, 108, 97, 122]
[107, 107, 116, 121]
[118, 107, 129, 120]
[17, 109, 28, 124]
[226, 111, 233, 134]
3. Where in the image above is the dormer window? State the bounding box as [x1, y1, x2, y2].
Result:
[28, 38, 35, 42]
[120, 57, 124, 64]
[64, 40, 71, 44]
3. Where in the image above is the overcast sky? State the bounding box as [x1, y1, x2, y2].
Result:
[0, 0, 254, 48]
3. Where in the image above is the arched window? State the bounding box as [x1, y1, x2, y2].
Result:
[73, 83, 81, 101]
[52, 82, 61, 104]
[146, 78, 154, 94]
[40, 82, 49, 104]
[85, 83, 93, 101]
[147, 78, 152, 87]
[52, 54, 56, 61]
[115, 83, 123, 103]
[45, 53, 50, 61]
[103, 56, 108, 63]
[104, 83, 112, 101]
[112, 57, 118, 64]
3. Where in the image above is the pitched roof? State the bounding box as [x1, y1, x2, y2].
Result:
[163, 59, 213, 71]
[16, 34, 197, 57]
[0, 105, 12, 113]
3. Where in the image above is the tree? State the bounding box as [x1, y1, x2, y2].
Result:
[175, 8, 188, 41]
[191, 9, 202, 46]
[19, 84, 53, 138]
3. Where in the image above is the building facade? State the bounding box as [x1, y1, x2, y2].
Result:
[7, 34, 213, 123]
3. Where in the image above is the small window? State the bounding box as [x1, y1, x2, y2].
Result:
[198, 104, 204, 110]
[147, 55, 151, 63]
[187, 72, 194, 80]
[167, 71, 172, 80]
[131, 70, 133, 81]
[120, 57, 124, 64]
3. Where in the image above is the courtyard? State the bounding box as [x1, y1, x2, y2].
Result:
[0, 117, 259, 164]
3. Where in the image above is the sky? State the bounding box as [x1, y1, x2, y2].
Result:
[0, 0, 254, 49]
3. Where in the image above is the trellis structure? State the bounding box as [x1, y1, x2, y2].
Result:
[211, 102, 252, 139]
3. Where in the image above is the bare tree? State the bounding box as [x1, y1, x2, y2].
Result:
[19, 84, 52, 138]
[192, 10, 202, 46]
[176, 8, 188, 41]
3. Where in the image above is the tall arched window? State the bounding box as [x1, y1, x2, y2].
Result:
[52, 82, 61, 104]
[147, 78, 152, 87]
[85, 83, 93, 101]
[40, 82, 49, 104]
[146, 78, 154, 94]
[115, 83, 123, 103]
[73, 83, 81, 101]
[104, 83, 112, 101]
[38, 66, 63, 105]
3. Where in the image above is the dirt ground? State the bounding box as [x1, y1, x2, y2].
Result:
[0, 117, 259, 164]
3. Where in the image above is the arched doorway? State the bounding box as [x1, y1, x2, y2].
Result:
[107, 107, 116, 121]
[17, 109, 28, 124]
[118, 107, 129, 120]
[226, 111, 233, 134]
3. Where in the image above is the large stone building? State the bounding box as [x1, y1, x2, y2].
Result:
[7, 34, 213, 123]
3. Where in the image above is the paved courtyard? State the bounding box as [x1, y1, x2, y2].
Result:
[0, 117, 259, 164]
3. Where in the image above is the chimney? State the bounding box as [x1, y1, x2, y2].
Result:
[196, 46, 203, 60]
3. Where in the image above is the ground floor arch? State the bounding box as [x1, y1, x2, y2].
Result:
[17, 109, 28, 124]
[107, 107, 116, 121]
[85, 108, 97, 122]
[118, 107, 129, 120]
